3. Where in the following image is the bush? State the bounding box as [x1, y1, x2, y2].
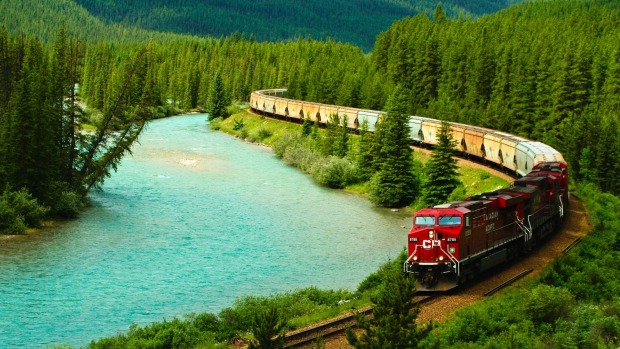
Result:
[273, 133, 302, 158]
[0, 187, 49, 233]
[311, 157, 359, 189]
[53, 191, 84, 218]
[282, 144, 319, 172]
[256, 126, 272, 141]
[232, 118, 245, 130]
[524, 285, 575, 325]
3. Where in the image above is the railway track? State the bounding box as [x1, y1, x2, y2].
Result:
[283, 295, 440, 348]
[283, 265, 540, 349]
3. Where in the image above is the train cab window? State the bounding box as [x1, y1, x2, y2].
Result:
[415, 216, 435, 226]
[438, 216, 462, 226]
[465, 216, 471, 227]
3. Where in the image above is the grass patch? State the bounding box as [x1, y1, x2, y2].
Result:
[214, 110, 301, 146]
[458, 166, 510, 197]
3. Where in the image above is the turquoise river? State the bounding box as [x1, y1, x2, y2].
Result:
[0, 114, 410, 348]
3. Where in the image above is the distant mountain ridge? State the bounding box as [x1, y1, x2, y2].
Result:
[0, 0, 186, 44]
[72, 0, 525, 50]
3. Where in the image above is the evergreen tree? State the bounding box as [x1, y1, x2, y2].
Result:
[301, 117, 313, 137]
[368, 86, 418, 207]
[206, 69, 229, 120]
[354, 120, 376, 182]
[421, 120, 461, 207]
[333, 115, 349, 158]
[346, 261, 433, 349]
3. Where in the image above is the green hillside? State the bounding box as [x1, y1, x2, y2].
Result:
[0, 0, 191, 44]
[72, 0, 524, 50]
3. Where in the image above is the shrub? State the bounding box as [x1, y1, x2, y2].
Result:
[51, 189, 84, 218]
[525, 285, 575, 325]
[0, 187, 49, 233]
[256, 126, 272, 141]
[282, 144, 319, 172]
[311, 157, 358, 189]
[232, 118, 245, 130]
[273, 133, 302, 158]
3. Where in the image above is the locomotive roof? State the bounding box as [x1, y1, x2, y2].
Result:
[499, 185, 539, 199]
[514, 175, 548, 186]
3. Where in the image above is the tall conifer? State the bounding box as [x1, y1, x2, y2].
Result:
[421, 120, 461, 207]
[206, 69, 229, 120]
[368, 86, 418, 207]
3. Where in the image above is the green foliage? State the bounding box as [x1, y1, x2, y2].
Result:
[301, 118, 313, 137]
[247, 307, 287, 349]
[0, 187, 50, 234]
[232, 118, 245, 131]
[50, 189, 85, 218]
[420, 121, 461, 207]
[311, 157, 359, 189]
[524, 285, 575, 325]
[255, 126, 272, 141]
[206, 69, 230, 120]
[217, 287, 355, 339]
[209, 117, 223, 131]
[368, 86, 419, 207]
[88, 315, 221, 349]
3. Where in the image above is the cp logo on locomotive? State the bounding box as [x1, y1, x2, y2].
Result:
[422, 240, 441, 249]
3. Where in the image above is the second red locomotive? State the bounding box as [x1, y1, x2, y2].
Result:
[404, 161, 569, 291]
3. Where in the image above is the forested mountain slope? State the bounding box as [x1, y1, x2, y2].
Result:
[73, 0, 524, 50]
[0, 0, 191, 44]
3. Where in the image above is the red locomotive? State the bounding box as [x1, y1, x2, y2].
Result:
[404, 161, 569, 291]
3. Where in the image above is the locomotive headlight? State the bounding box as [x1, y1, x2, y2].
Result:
[429, 230, 435, 239]
[438, 256, 444, 261]
[413, 256, 418, 261]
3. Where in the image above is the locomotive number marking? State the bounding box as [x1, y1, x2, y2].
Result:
[422, 240, 441, 249]
[486, 211, 499, 220]
[485, 223, 496, 232]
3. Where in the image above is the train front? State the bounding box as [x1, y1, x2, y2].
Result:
[404, 206, 464, 291]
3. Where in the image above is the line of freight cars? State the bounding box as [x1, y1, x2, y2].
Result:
[250, 89, 564, 177]
[250, 89, 569, 291]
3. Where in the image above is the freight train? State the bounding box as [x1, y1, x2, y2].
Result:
[250, 89, 569, 291]
[404, 161, 568, 291]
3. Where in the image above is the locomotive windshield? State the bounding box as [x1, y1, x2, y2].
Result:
[415, 216, 435, 226]
[438, 216, 462, 226]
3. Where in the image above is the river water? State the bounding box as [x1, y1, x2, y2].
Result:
[0, 114, 409, 348]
